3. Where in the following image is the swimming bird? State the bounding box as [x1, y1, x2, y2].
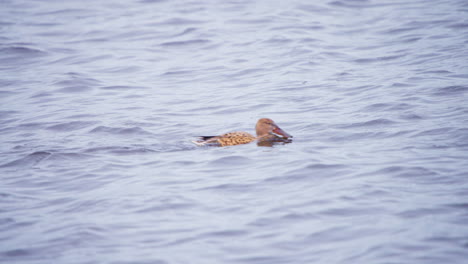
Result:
[192, 118, 292, 147]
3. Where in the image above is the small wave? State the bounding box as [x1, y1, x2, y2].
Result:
[156, 18, 205, 26]
[211, 107, 251, 115]
[446, 23, 468, 29]
[318, 206, 383, 217]
[353, 54, 405, 64]
[445, 203, 468, 209]
[162, 70, 194, 76]
[134, 201, 195, 213]
[327, 131, 388, 141]
[208, 155, 253, 167]
[448, 73, 468, 79]
[1, 249, 34, 258]
[30, 92, 53, 98]
[226, 18, 273, 25]
[391, 82, 413, 87]
[170, 27, 197, 38]
[55, 85, 93, 93]
[0, 151, 51, 168]
[264, 163, 347, 184]
[432, 85, 468, 96]
[84, 146, 158, 155]
[420, 70, 452, 75]
[362, 103, 414, 112]
[98, 66, 142, 74]
[46, 121, 99, 131]
[262, 37, 293, 44]
[369, 165, 438, 179]
[273, 25, 324, 32]
[35, 8, 91, 16]
[43, 152, 95, 162]
[379, 26, 417, 35]
[328, 1, 389, 9]
[197, 183, 255, 193]
[0, 79, 16, 87]
[362, 103, 392, 111]
[200, 229, 248, 239]
[88, 126, 154, 136]
[337, 118, 397, 129]
[0, 46, 46, 56]
[225, 68, 265, 78]
[160, 39, 210, 47]
[411, 127, 454, 138]
[100, 85, 147, 90]
[139, 0, 167, 3]
[0, 110, 19, 119]
[0, 90, 17, 98]
[53, 73, 100, 88]
[42, 223, 107, 251]
[398, 207, 446, 219]
[398, 113, 423, 120]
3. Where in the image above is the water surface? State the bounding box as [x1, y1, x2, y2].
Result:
[1, 0, 468, 263]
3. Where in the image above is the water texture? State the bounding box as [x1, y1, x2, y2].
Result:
[1, 0, 468, 263]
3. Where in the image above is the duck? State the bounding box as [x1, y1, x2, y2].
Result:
[192, 118, 292, 147]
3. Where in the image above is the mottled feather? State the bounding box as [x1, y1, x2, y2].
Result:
[192, 118, 292, 147]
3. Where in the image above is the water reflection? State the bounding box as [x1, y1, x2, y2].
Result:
[257, 137, 293, 147]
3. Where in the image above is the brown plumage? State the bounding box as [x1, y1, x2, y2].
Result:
[192, 118, 292, 147]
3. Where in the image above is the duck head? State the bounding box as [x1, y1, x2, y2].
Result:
[255, 118, 292, 139]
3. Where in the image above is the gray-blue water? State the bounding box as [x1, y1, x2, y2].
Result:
[1, 0, 468, 263]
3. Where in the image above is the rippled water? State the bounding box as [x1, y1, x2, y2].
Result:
[1, 0, 468, 263]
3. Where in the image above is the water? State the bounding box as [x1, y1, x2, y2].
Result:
[1, 0, 468, 263]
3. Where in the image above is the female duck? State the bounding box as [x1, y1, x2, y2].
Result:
[192, 118, 292, 147]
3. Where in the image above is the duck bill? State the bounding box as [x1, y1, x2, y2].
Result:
[273, 126, 292, 138]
